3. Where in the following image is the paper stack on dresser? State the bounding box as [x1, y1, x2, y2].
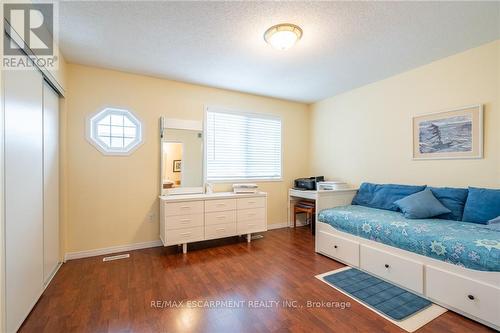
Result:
[317, 181, 350, 190]
[233, 183, 259, 194]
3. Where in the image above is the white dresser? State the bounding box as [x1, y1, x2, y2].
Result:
[159, 192, 267, 253]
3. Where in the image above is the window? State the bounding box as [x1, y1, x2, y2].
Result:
[205, 107, 282, 181]
[88, 108, 143, 155]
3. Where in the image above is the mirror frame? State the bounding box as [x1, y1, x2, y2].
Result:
[160, 117, 204, 196]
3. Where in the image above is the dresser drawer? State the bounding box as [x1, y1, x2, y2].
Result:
[237, 197, 265, 210]
[205, 199, 236, 212]
[165, 201, 203, 216]
[426, 266, 500, 327]
[205, 210, 236, 226]
[237, 220, 266, 234]
[205, 222, 237, 240]
[165, 227, 204, 245]
[165, 213, 203, 230]
[360, 245, 423, 293]
[237, 208, 265, 222]
[317, 231, 359, 267]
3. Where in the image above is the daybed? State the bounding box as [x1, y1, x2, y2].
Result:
[315, 184, 500, 330]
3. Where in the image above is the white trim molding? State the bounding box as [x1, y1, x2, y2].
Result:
[64, 240, 162, 261]
[266, 222, 289, 230]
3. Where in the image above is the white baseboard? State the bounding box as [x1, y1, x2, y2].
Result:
[65, 224, 307, 260]
[267, 221, 310, 230]
[64, 240, 163, 261]
[267, 222, 289, 230]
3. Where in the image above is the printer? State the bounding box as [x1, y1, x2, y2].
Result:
[294, 176, 324, 190]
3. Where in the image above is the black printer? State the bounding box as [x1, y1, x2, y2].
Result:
[294, 176, 324, 190]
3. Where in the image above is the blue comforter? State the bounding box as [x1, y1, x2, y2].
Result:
[318, 205, 500, 272]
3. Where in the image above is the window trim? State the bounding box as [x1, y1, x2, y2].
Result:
[86, 107, 144, 156]
[203, 105, 283, 183]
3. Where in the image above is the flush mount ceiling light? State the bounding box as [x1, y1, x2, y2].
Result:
[264, 23, 303, 50]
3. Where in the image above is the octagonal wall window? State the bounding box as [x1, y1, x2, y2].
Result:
[87, 108, 143, 155]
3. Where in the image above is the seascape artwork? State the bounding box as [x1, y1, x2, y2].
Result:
[418, 115, 472, 154]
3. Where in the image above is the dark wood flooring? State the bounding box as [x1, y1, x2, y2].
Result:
[20, 227, 494, 333]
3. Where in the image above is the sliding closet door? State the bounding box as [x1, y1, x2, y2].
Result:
[43, 81, 60, 284]
[4, 64, 44, 331]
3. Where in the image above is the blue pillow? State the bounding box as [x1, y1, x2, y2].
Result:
[394, 189, 451, 219]
[429, 187, 468, 221]
[352, 183, 426, 211]
[462, 187, 500, 224]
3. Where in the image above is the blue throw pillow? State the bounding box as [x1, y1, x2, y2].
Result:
[352, 183, 426, 211]
[394, 189, 451, 219]
[429, 187, 468, 221]
[462, 187, 500, 224]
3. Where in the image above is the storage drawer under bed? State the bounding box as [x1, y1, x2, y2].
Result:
[360, 244, 424, 294]
[316, 230, 360, 267]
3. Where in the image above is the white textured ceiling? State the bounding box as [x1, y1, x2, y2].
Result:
[59, 1, 500, 103]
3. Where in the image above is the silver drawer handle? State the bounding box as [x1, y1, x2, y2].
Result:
[180, 219, 191, 223]
[248, 201, 256, 204]
[180, 206, 190, 209]
[247, 213, 256, 217]
[216, 203, 226, 206]
[248, 224, 255, 227]
[216, 216, 226, 219]
[216, 228, 225, 232]
[180, 232, 191, 237]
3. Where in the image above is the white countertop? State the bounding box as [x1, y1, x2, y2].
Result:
[159, 191, 267, 202]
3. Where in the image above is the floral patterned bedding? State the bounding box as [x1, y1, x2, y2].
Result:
[318, 205, 500, 272]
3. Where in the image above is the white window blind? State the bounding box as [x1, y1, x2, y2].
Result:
[206, 109, 282, 181]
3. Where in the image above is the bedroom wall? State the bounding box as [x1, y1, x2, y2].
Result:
[310, 40, 499, 188]
[63, 64, 309, 254]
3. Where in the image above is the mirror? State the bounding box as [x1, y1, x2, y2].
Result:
[161, 120, 204, 195]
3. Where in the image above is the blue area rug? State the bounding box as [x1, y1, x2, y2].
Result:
[323, 268, 431, 321]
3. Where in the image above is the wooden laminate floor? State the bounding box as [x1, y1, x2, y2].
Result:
[20, 227, 494, 333]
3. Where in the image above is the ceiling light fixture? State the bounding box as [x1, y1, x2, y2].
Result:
[264, 23, 303, 50]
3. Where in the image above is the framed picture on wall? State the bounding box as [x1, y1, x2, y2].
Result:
[173, 160, 182, 172]
[412, 104, 483, 160]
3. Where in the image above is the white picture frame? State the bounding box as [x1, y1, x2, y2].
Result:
[412, 104, 483, 160]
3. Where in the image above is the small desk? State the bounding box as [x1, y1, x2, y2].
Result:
[287, 188, 358, 227]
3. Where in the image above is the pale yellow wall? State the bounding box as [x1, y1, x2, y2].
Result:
[58, 55, 68, 263]
[64, 64, 309, 253]
[310, 40, 500, 188]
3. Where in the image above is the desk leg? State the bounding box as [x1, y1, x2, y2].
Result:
[182, 243, 187, 254]
[287, 196, 291, 227]
[289, 199, 298, 228]
[247, 234, 251, 243]
[293, 207, 297, 228]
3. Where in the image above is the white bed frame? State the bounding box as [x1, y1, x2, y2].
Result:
[315, 189, 500, 330]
